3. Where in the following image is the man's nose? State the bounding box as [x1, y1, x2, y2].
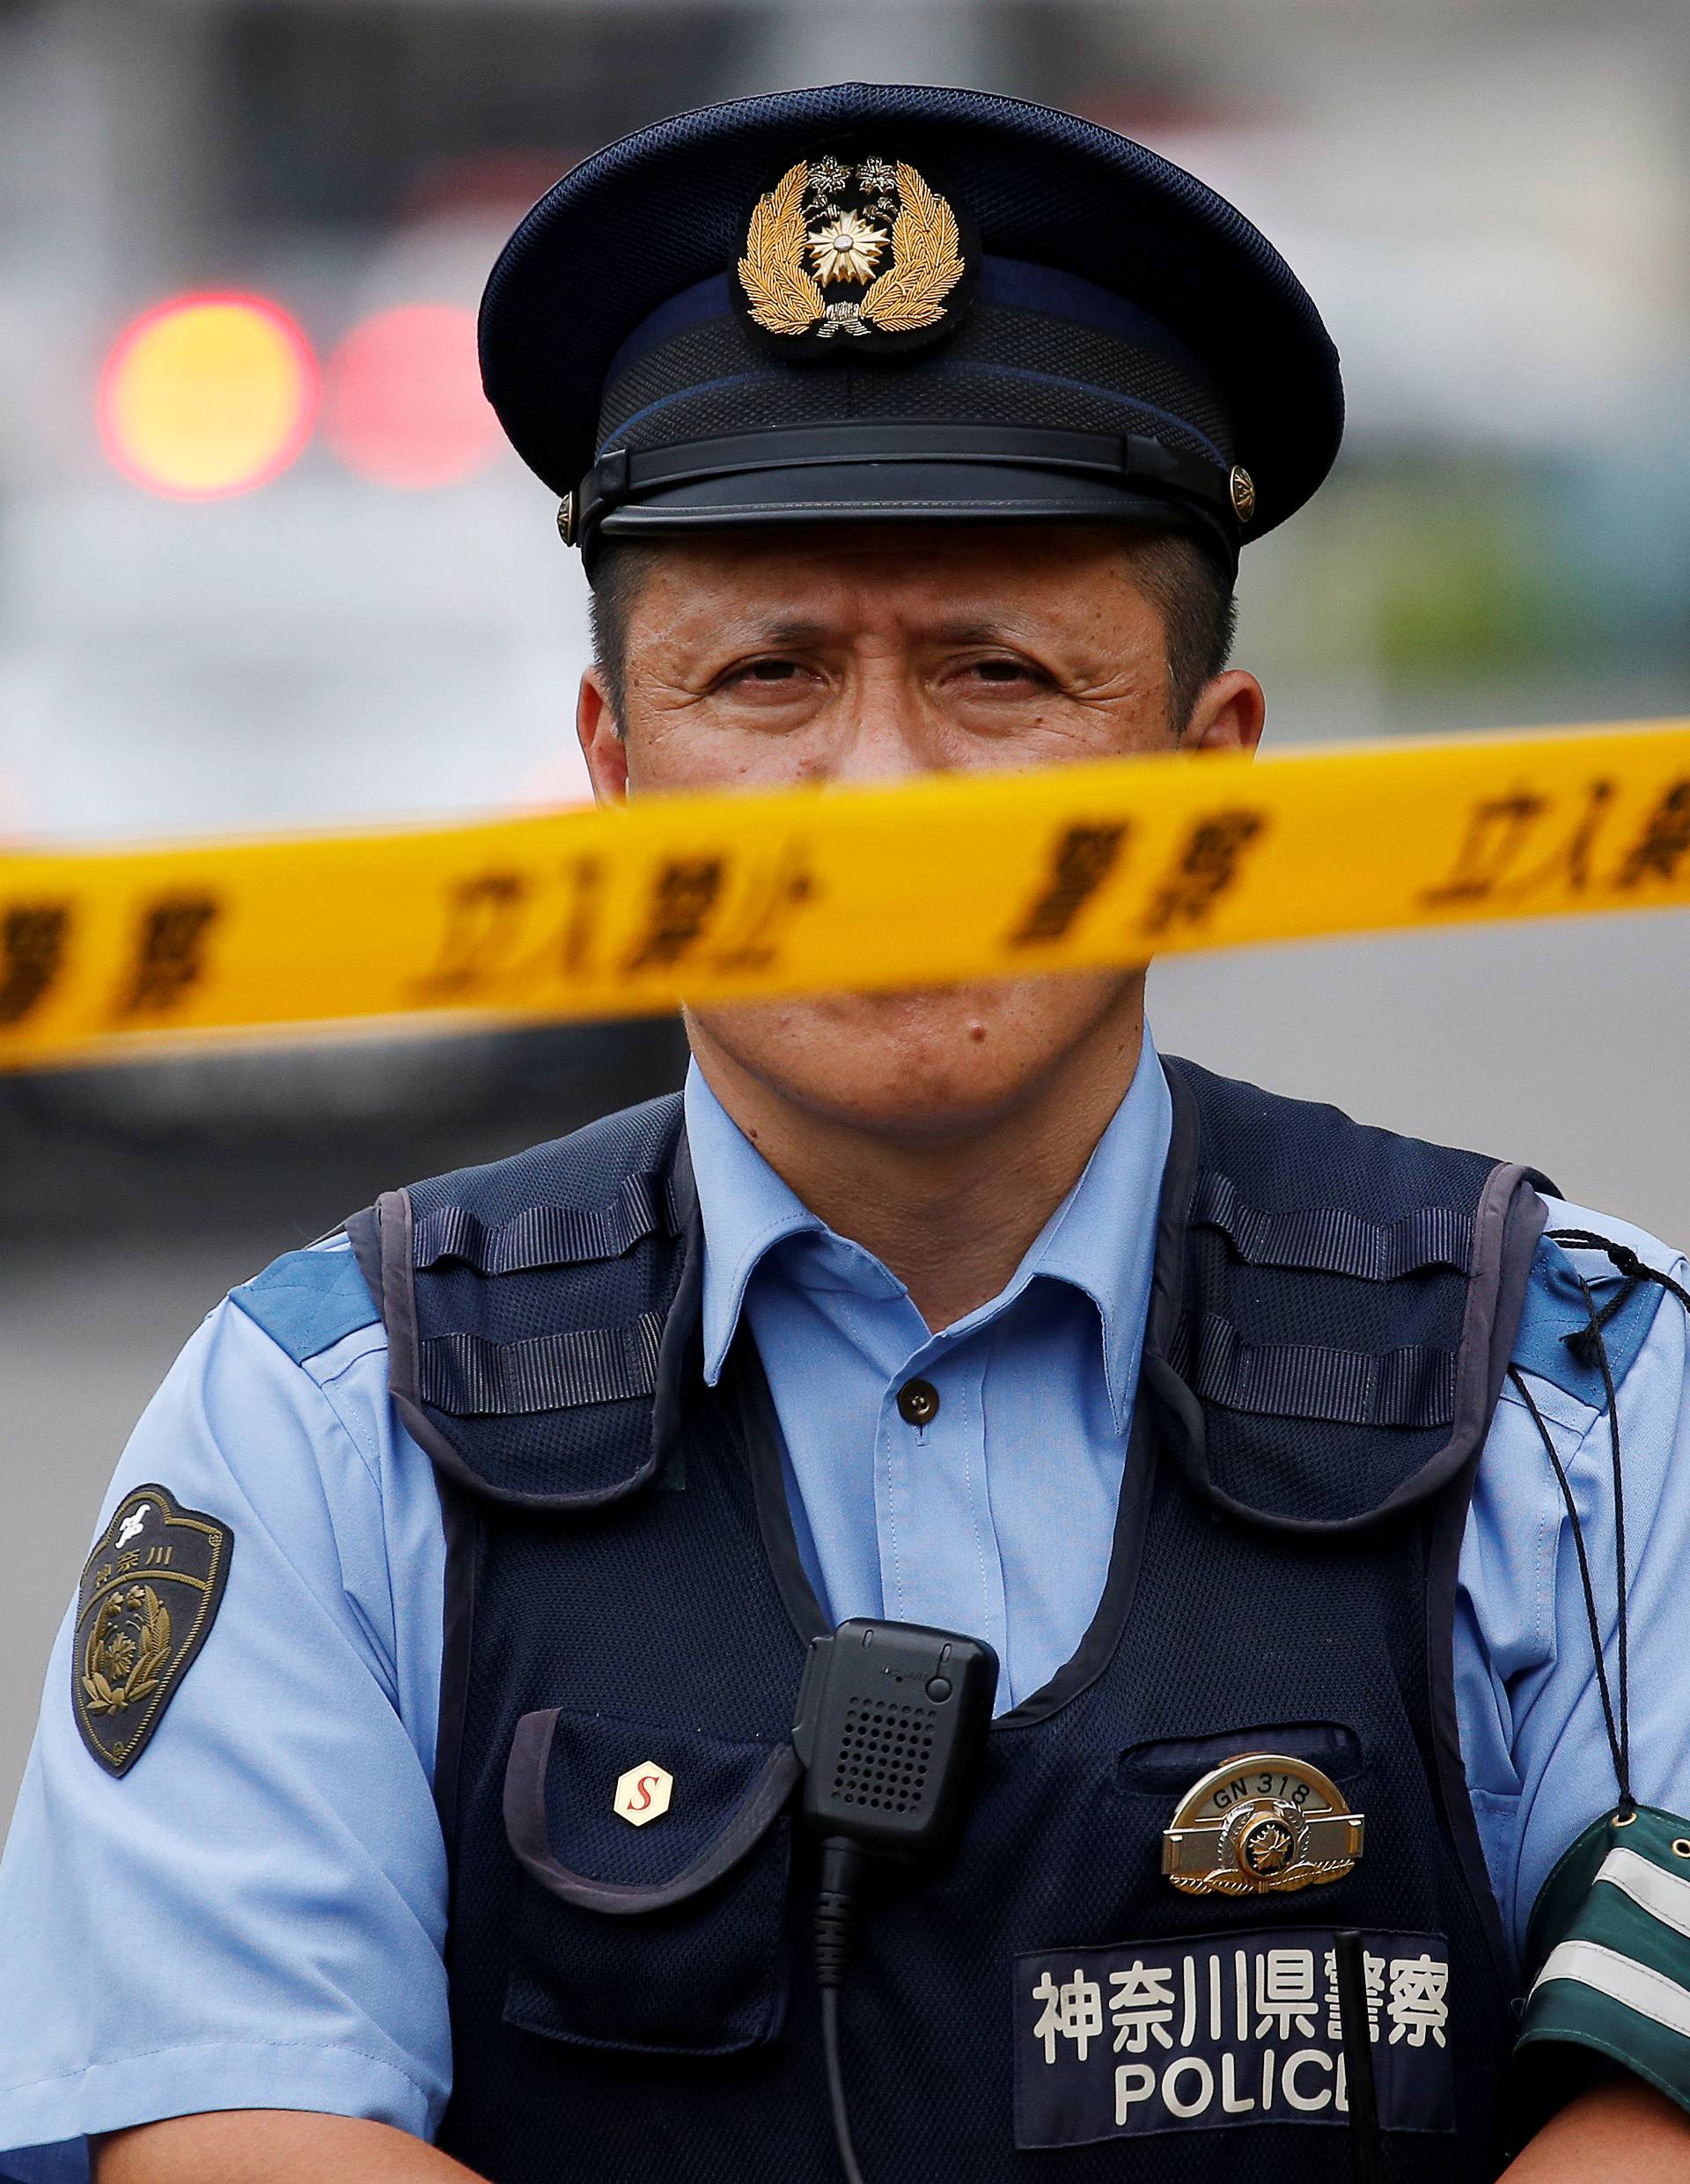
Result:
[825, 662, 939, 783]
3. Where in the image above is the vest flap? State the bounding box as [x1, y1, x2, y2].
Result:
[503, 1706, 801, 1915]
[372, 1094, 697, 1511]
[1153, 1058, 1547, 1533]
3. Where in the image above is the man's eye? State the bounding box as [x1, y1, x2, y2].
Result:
[968, 658, 1045, 686]
[730, 658, 802, 685]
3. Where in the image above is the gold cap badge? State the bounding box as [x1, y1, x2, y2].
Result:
[1162, 1752, 1363, 1897]
[1229, 465, 1257, 524]
[738, 152, 969, 351]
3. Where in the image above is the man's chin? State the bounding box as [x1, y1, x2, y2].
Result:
[685, 969, 1143, 1141]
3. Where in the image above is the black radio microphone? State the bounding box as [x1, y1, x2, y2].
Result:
[791, 1619, 999, 2184]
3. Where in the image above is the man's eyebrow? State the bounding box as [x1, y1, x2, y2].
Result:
[735, 617, 831, 648]
[702, 613, 1048, 650]
[930, 618, 1037, 645]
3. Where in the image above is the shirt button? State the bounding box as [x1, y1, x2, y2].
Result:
[897, 1377, 940, 1427]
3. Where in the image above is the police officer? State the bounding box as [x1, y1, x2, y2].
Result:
[4, 83, 1690, 2184]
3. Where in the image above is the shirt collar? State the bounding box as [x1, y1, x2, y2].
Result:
[685, 1032, 1172, 1428]
[686, 1063, 827, 1386]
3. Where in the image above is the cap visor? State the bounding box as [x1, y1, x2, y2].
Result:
[595, 459, 1223, 550]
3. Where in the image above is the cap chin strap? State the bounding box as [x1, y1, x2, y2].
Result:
[560, 422, 1241, 565]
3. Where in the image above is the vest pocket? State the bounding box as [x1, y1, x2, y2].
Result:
[501, 1706, 801, 2057]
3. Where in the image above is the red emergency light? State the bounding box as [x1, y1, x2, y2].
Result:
[323, 304, 502, 490]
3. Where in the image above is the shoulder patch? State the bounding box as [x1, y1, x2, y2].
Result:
[1511, 1237, 1666, 1408]
[73, 1485, 233, 1776]
[231, 1242, 380, 1365]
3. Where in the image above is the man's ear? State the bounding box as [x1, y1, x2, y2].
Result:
[1183, 667, 1266, 757]
[577, 666, 630, 805]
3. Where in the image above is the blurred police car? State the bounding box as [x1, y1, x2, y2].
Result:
[0, 459, 685, 1175]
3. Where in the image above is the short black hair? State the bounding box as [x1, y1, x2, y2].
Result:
[1122, 532, 1239, 734]
[588, 529, 1236, 735]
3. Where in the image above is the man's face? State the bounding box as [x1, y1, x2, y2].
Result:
[577, 525, 1263, 1142]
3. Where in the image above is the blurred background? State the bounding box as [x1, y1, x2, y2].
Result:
[2, 0, 1688, 1818]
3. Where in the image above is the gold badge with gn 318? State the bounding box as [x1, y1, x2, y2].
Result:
[1163, 1754, 1363, 1897]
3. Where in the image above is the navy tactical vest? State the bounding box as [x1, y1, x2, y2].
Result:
[348, 1057, 1548, 2182]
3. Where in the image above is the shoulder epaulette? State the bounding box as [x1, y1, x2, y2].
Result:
[1510, 1233, 1672, 1408]
[231, 1242, 381, 1365]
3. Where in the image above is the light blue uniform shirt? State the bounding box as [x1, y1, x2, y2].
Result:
[690, 1039, 1171, 1706]
[4, 1039, 1690, 2179]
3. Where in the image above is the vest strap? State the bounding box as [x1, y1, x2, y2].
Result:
[1173, 1310, 1456, 1429]
[414, 1170, 677, 1275]
[421, 1313, 666, 1416]
[1190, 1170, 1474, 1281]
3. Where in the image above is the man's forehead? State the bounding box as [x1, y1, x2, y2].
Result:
[621, 529, 1161, 646]
[632, 522, 1144, 598]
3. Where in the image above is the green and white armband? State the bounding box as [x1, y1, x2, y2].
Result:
[1517, 1804, 1690, 2114]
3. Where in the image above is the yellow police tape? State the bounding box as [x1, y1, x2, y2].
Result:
[2, 720, 1688, 1072]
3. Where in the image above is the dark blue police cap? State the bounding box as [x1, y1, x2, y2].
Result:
[480, 83, 1343, 578]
